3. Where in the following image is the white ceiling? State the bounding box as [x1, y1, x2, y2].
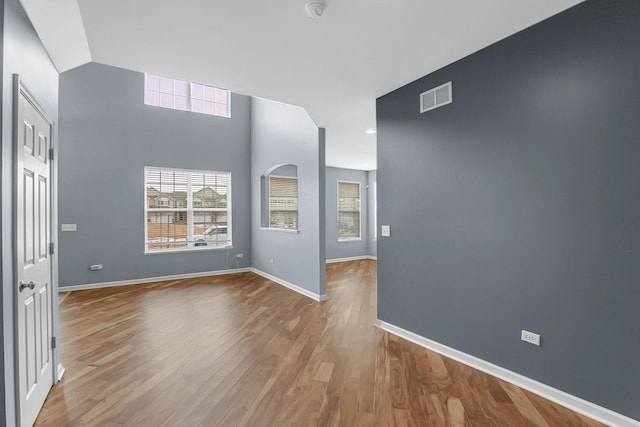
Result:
[22, 0, 583, 170]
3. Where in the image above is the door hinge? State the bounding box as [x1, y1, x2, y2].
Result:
[49, 242, 55, 255]
[51, 336, 57, 349]
[49, 147, 54, 161]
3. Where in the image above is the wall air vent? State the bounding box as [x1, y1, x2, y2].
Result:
[420, 81, 452, 113]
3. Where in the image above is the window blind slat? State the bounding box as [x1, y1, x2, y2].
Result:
[338, 182, 360, 199]
[269, 177, 298, 198]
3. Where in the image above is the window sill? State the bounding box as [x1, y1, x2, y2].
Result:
[144, 245, 233, 255]
[259, 227, 300, 234]
[338, 238, 362, 242]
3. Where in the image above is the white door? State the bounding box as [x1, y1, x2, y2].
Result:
[15, 77, 55, 427]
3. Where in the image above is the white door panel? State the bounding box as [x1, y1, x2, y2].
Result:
[15, 78, 54, 427]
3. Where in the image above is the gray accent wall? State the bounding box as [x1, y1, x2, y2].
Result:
[251, 97, 326, 298]
[325, 167, 369, 260]
[376, 0, 640, 419]
[58, 63, 252, 287]
[1, 0, 60, 423]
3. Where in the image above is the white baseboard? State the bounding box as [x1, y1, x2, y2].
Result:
[251, 268, 327, 302]
[326, 255, 377, 264]
[60, 268, 252, 291]
[375, 320, 639, 427]
[59, 267, 327, 303]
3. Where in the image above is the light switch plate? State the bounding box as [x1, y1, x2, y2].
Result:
[61, 224, 77, 232]
[381, 225, 391, 237]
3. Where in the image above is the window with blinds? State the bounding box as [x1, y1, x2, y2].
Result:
[338, 181, 361, 240]
[269, 176, 298, 230]
[144, 167, 232, 252]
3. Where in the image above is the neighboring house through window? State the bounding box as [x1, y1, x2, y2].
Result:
[145, 167, 232, 252]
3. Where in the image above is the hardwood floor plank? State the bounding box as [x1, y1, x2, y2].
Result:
[446, 397, 466, 427]
[38, 261, 606, 426]
[501, 381, 551, 427]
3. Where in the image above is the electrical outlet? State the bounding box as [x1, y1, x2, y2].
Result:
[521, 330, 541, 346]
[236, 253, 244, 259]
[90, 264, 103, 271]
[381, 225, 391, 237]
[270, 258, 274, 264]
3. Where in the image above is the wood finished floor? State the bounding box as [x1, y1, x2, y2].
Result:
[36, 260, 605, 426]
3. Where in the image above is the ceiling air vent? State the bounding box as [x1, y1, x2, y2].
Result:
[420, 81, 452, 113]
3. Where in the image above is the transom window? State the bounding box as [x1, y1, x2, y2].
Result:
[144, 73, 231, 118]
[338, 181, 361, 240]
[145, 167, 232, 252]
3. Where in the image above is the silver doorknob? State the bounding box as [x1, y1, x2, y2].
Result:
[19, 280, 36, 292]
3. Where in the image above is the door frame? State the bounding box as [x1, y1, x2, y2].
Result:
[12, 74, 62, 426]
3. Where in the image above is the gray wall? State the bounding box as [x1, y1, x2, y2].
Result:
[251, 97, 326, 298]
[1, 0, 60, 423]
[376, 0, 640, 419]
[367, 170, 377, 258]
[58, 63, 252, 287]
[325, 167, 369, 260]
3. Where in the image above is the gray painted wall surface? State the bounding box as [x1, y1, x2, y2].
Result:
[58, 63, 252, 287]
[1, 0, 60, 423]
[251, 97, 325, 297]
[367, 170, 377, 258]
[376, 0, 640, 419]
[325, 167, 369, 260]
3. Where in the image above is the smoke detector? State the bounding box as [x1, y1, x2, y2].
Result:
[306, 1, 326, 19]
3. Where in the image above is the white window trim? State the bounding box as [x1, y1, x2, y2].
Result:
[268, 175, 299, 232]
[337, 180, 362, 242]
[259, 227, 300, 234]
[144, 166, 232, 254]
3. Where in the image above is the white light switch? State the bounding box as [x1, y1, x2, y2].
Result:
[381, 225, 391, 237]
[61, 224, 77, 232]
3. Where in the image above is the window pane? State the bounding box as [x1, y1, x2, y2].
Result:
[338, 211, 360, 239]
[191, 83, 204, 100]
[175, 79, 189, 97]
[215, 88, 227, 104]
[204, 86, 215, 102]
[192, 211, 229, 248]
[146, 169, 188, 209]
[174, 96, 188, 111]
[146, 211, 188, 250]
[159, 77, 174, 94]
[215, 103, 228, 117]
[191, 99, 204, 113]
[160, 93, 174, 108]
[203, 101, 215, 115]
[145, 90, 160, 106]
[192, 172, 228, 208]
[146, 74, 160, 91]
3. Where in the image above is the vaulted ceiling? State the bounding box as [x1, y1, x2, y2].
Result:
[21, 0, 583, 170]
